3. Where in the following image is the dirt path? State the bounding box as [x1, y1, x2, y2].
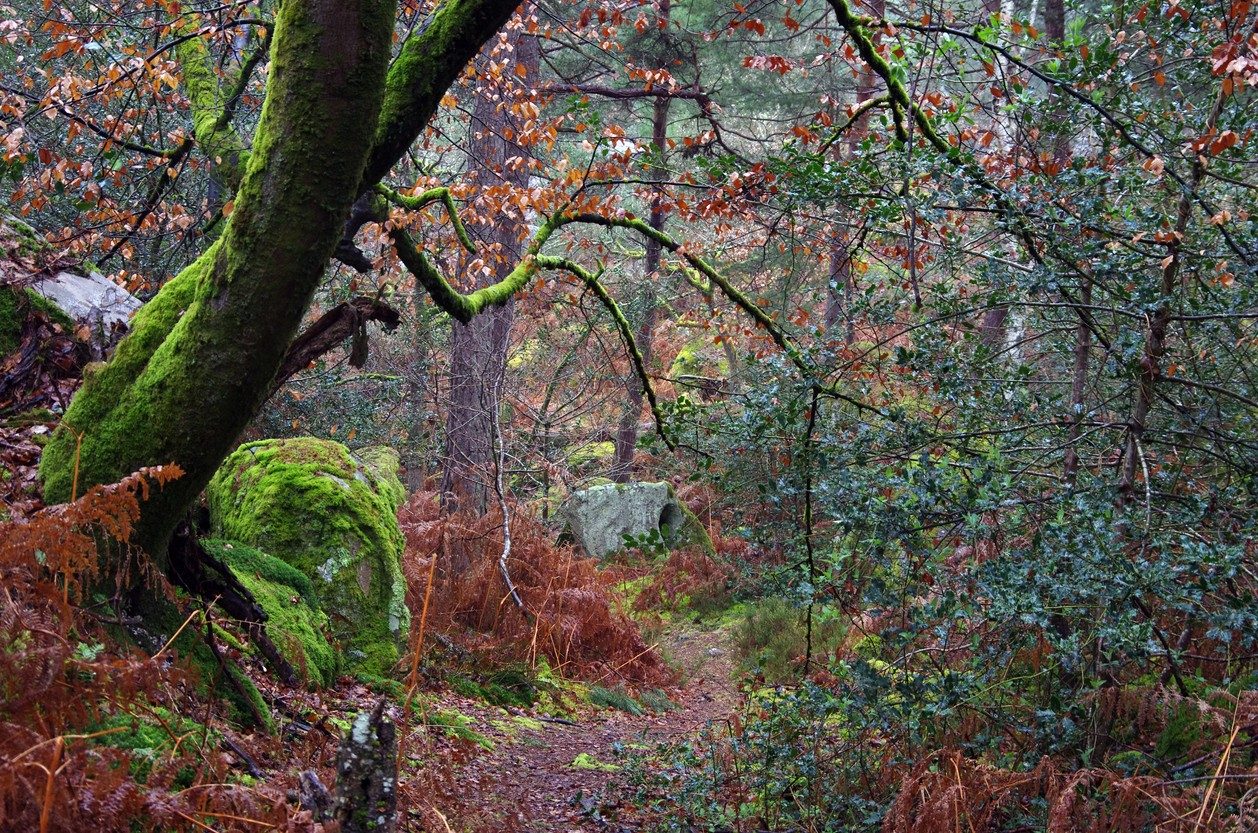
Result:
[443, 624, 740, 832]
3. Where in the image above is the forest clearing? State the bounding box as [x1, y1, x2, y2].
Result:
[0, 0, 1255, 829]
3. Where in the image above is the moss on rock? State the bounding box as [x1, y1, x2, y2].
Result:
[661, 486, 717, 557]
[201, 538, 337, 688]
[207, 438, 410, 678]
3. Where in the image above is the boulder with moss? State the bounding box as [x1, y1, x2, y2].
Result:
[207, 438, 410, 678]
[561, 481, 715, 558]
[201, 538, 338, 688]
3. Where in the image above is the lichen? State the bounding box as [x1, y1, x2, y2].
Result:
[207, 438, 409, 679]
[201, 538, 337, 688]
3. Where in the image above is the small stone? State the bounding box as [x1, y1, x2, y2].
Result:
[707, 647, 724, 657]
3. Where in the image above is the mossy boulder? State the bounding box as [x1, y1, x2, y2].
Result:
[207, 438, 410, 678]
[201, 538, 337, 688]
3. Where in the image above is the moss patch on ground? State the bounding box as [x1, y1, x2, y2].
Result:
[570, 752, 620, 772]
[208, 437, 410, 678]
[91, 706, 216, 783]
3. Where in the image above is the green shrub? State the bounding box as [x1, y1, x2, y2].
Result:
[733, 597, 844, 684]
[589, 684, 644, 715]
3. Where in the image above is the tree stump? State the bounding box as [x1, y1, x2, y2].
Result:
[333, 699, 398, 833]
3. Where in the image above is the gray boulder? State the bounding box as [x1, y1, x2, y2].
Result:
[32, 270, 140, 355]
[561, 481, 714, 558]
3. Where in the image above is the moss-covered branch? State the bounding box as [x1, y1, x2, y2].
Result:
[534, 255, 674, 450]
[173, 23, 252, 192]
[395, 207, 882, 415]
[362, 0, 525, 189]
[825, 0, 1042, 261]
[376, 184, 475, 252]
[390, 213, 561, 323]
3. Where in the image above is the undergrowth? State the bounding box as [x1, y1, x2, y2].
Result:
[397, 490, 673, 688]
[0, 465, 333, 831]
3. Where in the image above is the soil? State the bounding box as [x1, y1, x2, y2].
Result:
[415, 623, 739, 832]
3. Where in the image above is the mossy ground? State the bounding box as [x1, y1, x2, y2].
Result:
[90, 707, 214, 783]
[207, 437, 409, 679]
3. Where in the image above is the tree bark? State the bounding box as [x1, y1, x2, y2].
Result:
[441, 11, 540, 514]
[40, 0, 397, 563]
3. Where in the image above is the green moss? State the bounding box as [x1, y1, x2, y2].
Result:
[202, 539, 337, 688]
[0, 287, 20, 356]
[39, 247, 209, 507]
[669, 336, 729, 379]
[569, 752, 620, 772]
[92, 706, 214, 784]
[662, 485, 717, 557]
[174, 26, 249, 191]
[566, 441, 615, 470]
[449, 667, 543, 707]
[207, 438, 409, 679]
[3, 215, 50, 255]
[122, 594, 274, 733]
[510, 714, 544, 732]
[202, 537, 317, 607]
[427, 708, 495, 749]
[0, 286, 76, 356]
[3, 407, 56, 428]
[24, 287, 77, 330]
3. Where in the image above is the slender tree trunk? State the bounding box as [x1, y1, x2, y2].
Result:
[823, 0, 882, 343]
[441, 12, 540, 514]
[40, 0, 396, 563]
[611, 84, 670, 483]
[1118, 86, 1226, 509]
[1041, 0, 1089, 485]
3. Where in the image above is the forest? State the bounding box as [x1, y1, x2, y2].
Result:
[0, 0, 1255, 829]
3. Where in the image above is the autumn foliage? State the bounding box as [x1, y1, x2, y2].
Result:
[397, 490, 672, 687]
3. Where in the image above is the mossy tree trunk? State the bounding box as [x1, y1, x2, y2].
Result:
[38, 0, 522, 597]
[37, 1, 390, 564]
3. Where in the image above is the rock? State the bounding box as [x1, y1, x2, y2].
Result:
[707, 647, 724, 657]
[200, 538, 338, 688]
[560, 481, 715, 558]
[30, 270, 140, 355]
[208, 438, 410, 679]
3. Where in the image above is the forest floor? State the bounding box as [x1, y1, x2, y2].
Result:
[417, 622, 740, 832]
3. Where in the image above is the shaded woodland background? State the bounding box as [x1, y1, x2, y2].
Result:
[1, 0, 1256, 829]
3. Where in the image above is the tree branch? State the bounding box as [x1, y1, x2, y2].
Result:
[271, 296, 402, 394]
[534, 255, 674, 450]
